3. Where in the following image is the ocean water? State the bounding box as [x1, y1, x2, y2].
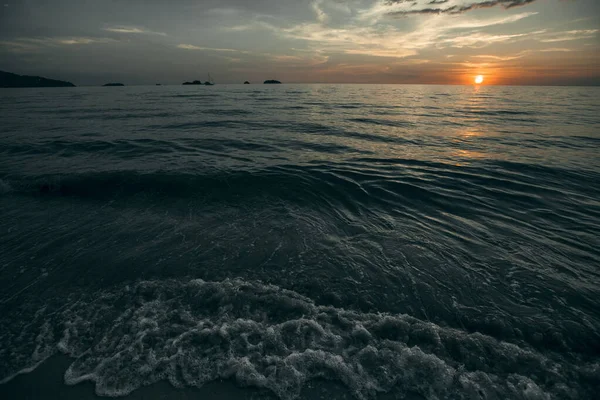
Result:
[0, 84, 599, 399]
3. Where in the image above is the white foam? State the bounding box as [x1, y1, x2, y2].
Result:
[0, 279, 595, 399]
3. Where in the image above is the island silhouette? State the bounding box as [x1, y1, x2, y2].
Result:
[1, 70, 75, 88]
[0, 70, 287, 88]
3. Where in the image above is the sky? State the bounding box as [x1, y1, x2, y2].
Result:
[0, 0, 598, 85]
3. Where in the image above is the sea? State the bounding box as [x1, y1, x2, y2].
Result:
[0, 84, 599, 399]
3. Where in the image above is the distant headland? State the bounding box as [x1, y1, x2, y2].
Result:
[264, 80, 282, 84]
[103, 83, 125, 87]
[0, 70, 75, 88]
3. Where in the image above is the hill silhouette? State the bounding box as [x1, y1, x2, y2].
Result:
[0, 71, 75, 88]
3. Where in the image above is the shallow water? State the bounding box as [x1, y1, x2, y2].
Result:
[1, 84, 599, 399]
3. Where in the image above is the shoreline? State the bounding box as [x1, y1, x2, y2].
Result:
[0, 355, 424, 400]
[0, 355, 275, 400]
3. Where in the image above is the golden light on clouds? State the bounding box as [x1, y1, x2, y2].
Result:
[1, 0, 597, 85]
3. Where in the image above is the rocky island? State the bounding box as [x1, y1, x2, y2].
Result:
[103, 83, 125, 87]
[182, 80, 203, 85]
[0, 70, 75, 88]
[244, 81, 250, 84]
[264, 80, 282, 84]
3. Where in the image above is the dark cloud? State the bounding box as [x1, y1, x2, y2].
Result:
[386, 0, 538, 15]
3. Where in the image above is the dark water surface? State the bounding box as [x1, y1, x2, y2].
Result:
[1, 84, 599, 399]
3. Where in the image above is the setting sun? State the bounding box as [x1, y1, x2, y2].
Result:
[475, 75, 485, 85]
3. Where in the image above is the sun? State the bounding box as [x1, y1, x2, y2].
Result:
[475, 75, 484, 85]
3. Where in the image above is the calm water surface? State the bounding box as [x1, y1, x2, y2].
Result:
[1, 84, 599, 399]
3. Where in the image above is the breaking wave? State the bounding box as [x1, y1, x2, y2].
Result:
[1, 279, 597, 399]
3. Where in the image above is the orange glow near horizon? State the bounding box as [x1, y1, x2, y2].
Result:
[475, 75, 484, 85]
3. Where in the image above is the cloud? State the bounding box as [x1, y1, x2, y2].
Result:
[344, 48, 418, 58]
[378, 0, 538, 16]
[58, 38, 108, 45]
[176, 44, 203, 50]
[222, 3, 538, 59]
[104, 26, 167, 36]
[222, 20, 277, 32]
[465, 46, 579, 63]
[471, 50, 530, 60]
[28, 37, 113, 45]
[539, 48, 574, 52]
[220, 56, 242, 63]
[277, 22, 420, 58]
[440, 29, 545, 48]
[378, 12, 539, 51]
[539, 29, 598, 42]
[0, 37, 114, 52]
[312, 0, 329, 24]
[269, 53, 330, 66]
[176, 44, 249, 53]
[205, 8, 242, 16]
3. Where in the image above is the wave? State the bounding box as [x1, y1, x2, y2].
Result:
[202, 109, 254, 116]
[0, 166, 525, 215]
[348, 118, 416, 128]
[0, 278, 596, 399]
[0, 137, 285, 160]
[7, 156, 597, 196]
[2, 160, 598, 233]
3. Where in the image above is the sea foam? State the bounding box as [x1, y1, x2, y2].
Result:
[0, 279, 593, 399]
